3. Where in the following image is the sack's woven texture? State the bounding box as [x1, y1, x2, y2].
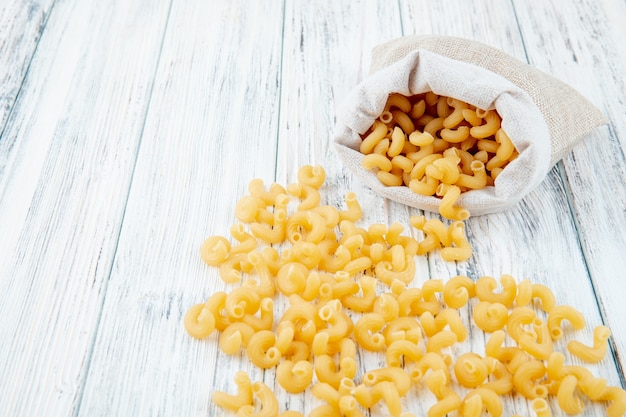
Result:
[333, 35, 607, 215]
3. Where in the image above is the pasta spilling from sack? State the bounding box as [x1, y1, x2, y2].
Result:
[360, 92, 517, 221]
[334, 36, 607, 216]
[186, 165, 625, 417]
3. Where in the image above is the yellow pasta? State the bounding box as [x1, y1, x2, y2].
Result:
[341, 275, 377, 312]
[225, 287, 261, 319]
[229, 223, 258, 256]
[235, 381, 279, 417]
[246, 330, 281, 369]
[426, 330, 458, 354]
[318, 303, 354, 343]
[454, 353, 489, 388]
[600, 386, 626, 417]
[356, 93, 527, 262]
[470, 110, 500, 138]
[387, 126, 407, 157]
[547, 304, 586, 340]
[212, 371, 253, 411]
[436, 96, 451, 118]
[410, 98, 427, 119]
[200, 235, 231, 266]
[363, 367, 411, 397]
[275, 261, 308, 296]
[247, 179, 286, 206]
[286, 211, 326, 244]
[353, 380, 403, 417]
[297, 164, 326, 189]
[531, 283, 557, 313]
[443, 275, 475, 308]
[531, 398, 553, 417]
[385, 92, 412, 113]
[473, 301, 509, 333]
[514, 278, 533, 307]
[391, 154, 414, 173]
[386, 339, 424, 367]
[184, 302, 216, 339]
[476, 275, 517, 307]
[377, 170, 404, 186]
[433, 308, 467, 342]
[249, 208, 287, 244]
[277, 360, 313, 393]
[219, 253, 251, 283]
[362, 153, 393, 172]
[354, 313, 386, 351]
[518, 318, 553, 360]
[506, 306, 537, 343]
[443, 98, 468, 128]
[409, 352, 450, 385]
[426, 149, 461, 184]
[436, 184, 469, 220]
[556, 374, 585, 415]
[425, 369, 463, 417]
[462, 388, 503, 417]
[190, 167, 625, 417]
[513, 359, 549, 399]
[339, 395, 367, 417]
[279, 412, 305, 417]
[374, 256, 416, 285]
[567, 325, 611, 363]
[384, 316, 422, 346]
[339, 191, 362, 222]
[318, 243, 351, 273]
[373, 293, 400, 322]
[440, 221, 472, 261]
[312, 381, 341, 410]
[219, 322, 255, 354]
[391, 110, 415, 135]
[309, 405, 341, 417]
[287, 182, 321, 211]
[455, 160, 487, 189]
[360, 120, 388, 154]
[480, 356, 514, 395]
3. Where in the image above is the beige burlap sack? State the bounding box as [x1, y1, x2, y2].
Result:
[333, 35, 607, 215]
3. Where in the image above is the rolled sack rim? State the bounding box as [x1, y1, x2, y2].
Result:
[332, 49, 552, 216]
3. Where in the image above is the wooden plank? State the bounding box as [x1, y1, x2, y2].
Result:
[511, 0, 626, 380]
[396, 1, 625, 416]
[0, 0, 172, 415]
[399, 0, 529, 62]
[274, 2, 405, 414]
[275, 1, 619, 416]
[0, 0, 56, 191]
[0, 0, 56, 137]
[75, 1, 285, 416]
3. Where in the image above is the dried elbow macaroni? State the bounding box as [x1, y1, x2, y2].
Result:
[187, 165, 625, 417]
[359, 92, 517, 216]
[359, 92, 520, 260]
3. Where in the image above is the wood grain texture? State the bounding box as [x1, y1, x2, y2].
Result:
[275, 1, 405, 413]
[397, 1, 626, 414]
[0, 0, 56, 137]
[0, 0, 172, 415]
[0, 0, 624, 416]
[76, 1, 285, 416]
[511, 0, 626, 380]
[0, 0, 56, 195]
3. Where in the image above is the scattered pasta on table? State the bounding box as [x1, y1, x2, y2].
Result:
[185, 165, 625, 417]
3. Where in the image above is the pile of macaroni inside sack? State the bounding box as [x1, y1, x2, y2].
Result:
[185, 165, 626, 417]
[359, 92, 518, 221]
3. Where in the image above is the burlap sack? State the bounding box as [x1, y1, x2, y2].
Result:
[333, 35, 607, 215]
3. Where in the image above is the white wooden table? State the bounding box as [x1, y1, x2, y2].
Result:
[1, 1, 625, 416]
